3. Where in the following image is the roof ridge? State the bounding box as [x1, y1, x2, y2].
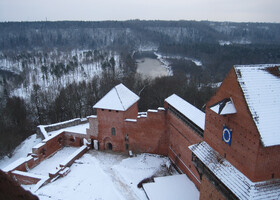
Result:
[114, 85, 125, 110]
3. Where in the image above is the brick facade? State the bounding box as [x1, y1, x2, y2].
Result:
[204, 68, 280, 182]
[95, 103, 138, 151]
[125, 109, 168, 155]
[199, 176, 226, 200]
[89, 88, 204, 189]
[166, 103, 203, 188]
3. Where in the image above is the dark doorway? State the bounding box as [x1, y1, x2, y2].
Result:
[107, 143, 113, 150]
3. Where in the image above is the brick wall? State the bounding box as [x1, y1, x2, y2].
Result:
[64, 132, 85, 147]
[96, 103, 138, 151]
[32, 133, 64, 162]
[204, 68, 280, 182]
[199, 175, 225, 200]
[87, 116, 98, 139]
[125, 109, 168, 155]
[12, 174, 39, 185]
[166, 103, 203, 189]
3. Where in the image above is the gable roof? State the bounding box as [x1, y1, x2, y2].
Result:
[234, 64, 280, 147]
[93, 83, 139, 111]
[165, 94, 205, 130]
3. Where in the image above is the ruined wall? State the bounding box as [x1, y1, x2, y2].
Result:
[86, 116, 98, 139]
[64, 132, 85, 147]
[37, 118, 88, 139]
[32, 133, 64, 162]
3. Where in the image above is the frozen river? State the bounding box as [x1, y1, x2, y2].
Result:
[136, 58, 170, 78]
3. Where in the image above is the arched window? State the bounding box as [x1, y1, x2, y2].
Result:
[111, 127, 116, 136]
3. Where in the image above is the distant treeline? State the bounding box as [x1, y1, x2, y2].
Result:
[1, 20, 280, 51]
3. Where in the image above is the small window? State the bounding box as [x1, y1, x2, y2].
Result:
[125, 143, 129, 150]
[101, 109, 104, 111]
[125, 134, 129, 141]
[109, 110, 111, 112]
[111, 127, 116, 136]
[40, 148, 46, 156]
[58, 137, 63, 144]
[272, 173, 275, 179]
[116, 110, 119, 113]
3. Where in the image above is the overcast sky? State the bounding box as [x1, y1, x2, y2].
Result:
[0, 0, 279, 23]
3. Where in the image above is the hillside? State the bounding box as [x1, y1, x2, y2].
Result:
[1, 20, 280, 156]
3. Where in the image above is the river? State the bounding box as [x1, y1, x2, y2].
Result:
[136, 58, 170, 79]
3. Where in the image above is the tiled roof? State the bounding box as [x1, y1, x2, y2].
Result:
[165, 94, 205, 130]
[189, 141, 280, 200]
[234, 64, 280, 147]
[93, 83, 139, 111]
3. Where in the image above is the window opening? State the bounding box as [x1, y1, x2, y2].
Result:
[125, 134, 129, 141]
[112, 127, 116, 136]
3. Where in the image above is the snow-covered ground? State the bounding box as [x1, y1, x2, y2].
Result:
[0, 134, 41, 169]
[0, 133, 199, 200]
[155, 52, 202, 67]
[0, 49, 115, 99]
[29, 147, 78, 177]
[22, 151, 196, 200]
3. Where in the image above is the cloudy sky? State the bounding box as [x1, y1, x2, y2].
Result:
[0, 0, 279, 23]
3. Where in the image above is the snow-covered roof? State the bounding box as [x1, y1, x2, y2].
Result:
[143, 174, 199, 200]
[234, 64, 280, 147]
[189, 141, 280, 200]
[165, 94, 205, 130]
[210, 98, 237, 115]
[93, 83, 140, 111]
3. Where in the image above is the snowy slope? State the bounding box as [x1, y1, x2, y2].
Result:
[0, 134, 41, 169]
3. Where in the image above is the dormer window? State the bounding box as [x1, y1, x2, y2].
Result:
[210, 97, 237, 115]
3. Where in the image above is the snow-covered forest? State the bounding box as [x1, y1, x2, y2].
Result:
[1, 20, 280, 157]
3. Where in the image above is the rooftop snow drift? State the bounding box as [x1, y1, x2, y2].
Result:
[165, 94, 205, 130]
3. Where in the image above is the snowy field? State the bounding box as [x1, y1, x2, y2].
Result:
[0, 134, 199, 200]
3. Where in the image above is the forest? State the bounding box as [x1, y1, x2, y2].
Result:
[0, 20, 280, 157]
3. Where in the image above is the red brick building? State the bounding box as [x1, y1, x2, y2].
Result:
[88, 64, 280, 199]
[190, 64, 280, 199]
[87, 83, 205, 188]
